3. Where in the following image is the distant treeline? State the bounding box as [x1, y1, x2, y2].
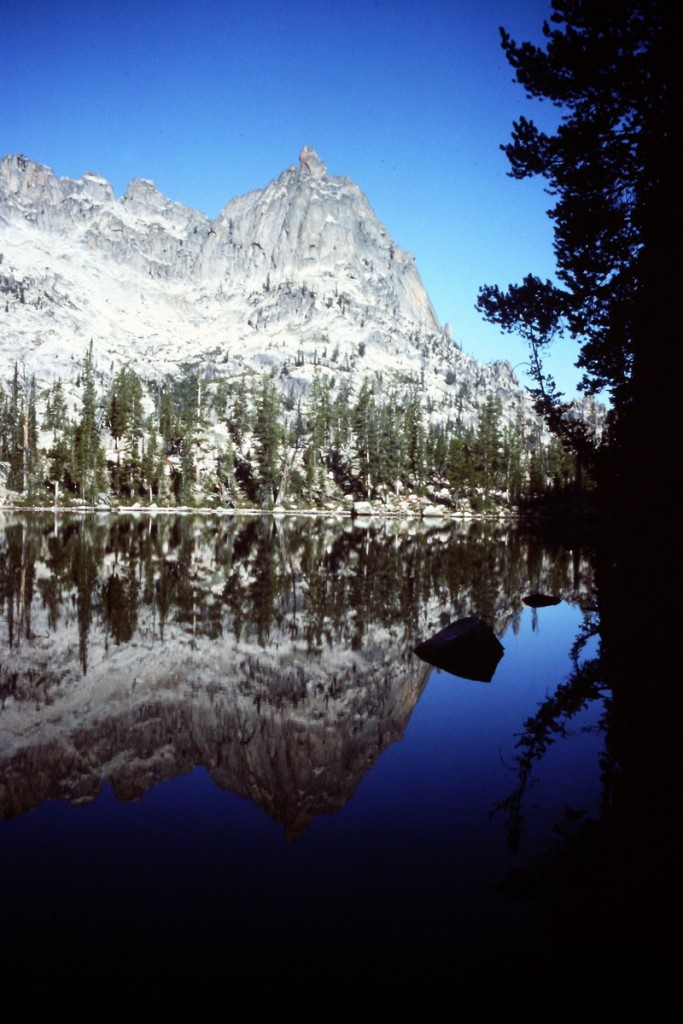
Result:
[0, 344, 583, 510]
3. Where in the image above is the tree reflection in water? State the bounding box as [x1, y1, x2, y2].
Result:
[487, 528, 676, 1017]
[0, 513, 672, 1010]
[491, 608, 607, 855]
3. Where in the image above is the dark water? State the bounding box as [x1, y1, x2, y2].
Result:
[0, 513, 672, 1007]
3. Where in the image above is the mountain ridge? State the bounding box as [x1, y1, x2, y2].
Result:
[1, 146, 499, 402]
[0, 146, 603, 510]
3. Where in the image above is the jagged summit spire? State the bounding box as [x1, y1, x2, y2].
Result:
[299, 146, 327, 179]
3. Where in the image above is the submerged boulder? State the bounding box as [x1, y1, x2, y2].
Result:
[414, 615, 504, 682]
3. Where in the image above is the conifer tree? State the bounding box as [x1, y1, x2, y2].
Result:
[24, 375, 40, 494]
[107, 365, 145, 496]
[427, 423, 448, 483]
[305, 371, 329, 492]
[45, 382, 75, 500]
[6, 364, 23, 491]
[43, 379, 69, 431]
[1, 364, 41, 495]
[329, 380, 353, 483]
[75, 341, 106, 501]
[253, 375, 283, 504]
[446, 430, 474, 501]
[476, 1, 671, 511]
[0, 390, 9, 478]
[474, 396, 504, 507]
[228, 375, 251, 449]
[404, 390, 426, 493]
[157, 379, 178, 453]
[141, 421, 164, 502]
[527, 447, 547, 497]
[215, 442, 235, 504]
[212, 378, 230, 421]
[352, 380, 378, 497]
[178, 431, 196, 505]
[503, 406, 526, 502]
[377, 397, 404, 494]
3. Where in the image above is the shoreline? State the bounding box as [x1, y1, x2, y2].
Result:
[0, 501, 528, 521]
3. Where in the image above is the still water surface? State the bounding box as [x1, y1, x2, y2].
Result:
[0, 513, 605, 982]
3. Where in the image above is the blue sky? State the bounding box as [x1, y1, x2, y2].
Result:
[2, 0, 588, 398]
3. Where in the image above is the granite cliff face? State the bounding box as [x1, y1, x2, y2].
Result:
[1, 147, 438, 323]
[0, 147, 528, 427]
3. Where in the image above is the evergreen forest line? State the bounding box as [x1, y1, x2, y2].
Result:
[0, 342, 581, 514]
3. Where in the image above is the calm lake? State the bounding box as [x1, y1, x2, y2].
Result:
[0, 512, 621, 995]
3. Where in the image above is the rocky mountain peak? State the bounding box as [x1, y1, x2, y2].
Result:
[79, 171, 116, 204]
[0, 146, 609, 512]
[0, 146, 578, 450]
[0, 153, 63, 216]
[122, 177, 164, 206]
[298, 145, 327, 179]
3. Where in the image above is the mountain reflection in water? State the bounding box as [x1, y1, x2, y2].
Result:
[0, 513, 608, 994]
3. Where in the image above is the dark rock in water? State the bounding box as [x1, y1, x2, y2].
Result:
[414, 615, 504, 683]
[523, 593, 561, 608]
